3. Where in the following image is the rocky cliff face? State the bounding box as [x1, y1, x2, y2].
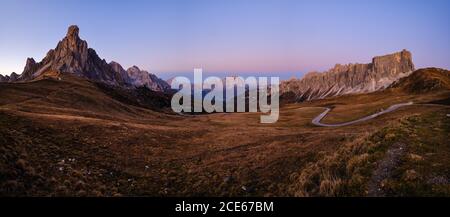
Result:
[108, 62, 169, 91]
[125, 66, 169, 92]
[6, 72, 20, 82]
[0, 75, 6, 82]
[1, 25, 169, 92]
[281, 50, 415, 101]
[109, 61, 129, 84]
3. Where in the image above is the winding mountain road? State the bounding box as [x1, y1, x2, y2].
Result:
[311, 102, 414, 127]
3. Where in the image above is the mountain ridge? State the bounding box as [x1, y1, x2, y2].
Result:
[281, 49, 415, 102]
[0, 25, 169, 92]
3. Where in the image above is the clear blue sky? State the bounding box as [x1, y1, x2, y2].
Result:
[0, 0, 449, 79]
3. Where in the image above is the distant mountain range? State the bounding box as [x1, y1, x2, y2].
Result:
[280, 49, 415, 102]
[0, 25, 446, 105]
[0, 25, 169, 92]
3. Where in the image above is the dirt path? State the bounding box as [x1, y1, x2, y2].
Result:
[311, 102, 414, 127]
[367, 142, 406, 196]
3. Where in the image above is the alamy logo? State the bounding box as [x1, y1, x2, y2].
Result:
[170, 69, 280, 123]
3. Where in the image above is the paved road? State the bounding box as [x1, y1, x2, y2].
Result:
[311, 102, 414, 127]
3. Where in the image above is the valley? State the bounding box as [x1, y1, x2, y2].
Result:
[1, 68, 448, 196]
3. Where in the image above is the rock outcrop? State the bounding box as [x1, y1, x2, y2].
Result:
[1, 25, 169, 92]
[126, 66, 169, 92]
[281, 50, 415, 101]
[8, 72, 19, 82]
[108, 62, 169, 91]
[109, 61, 129, 83]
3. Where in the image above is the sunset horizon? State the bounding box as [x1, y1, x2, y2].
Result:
[1, 0, 449, 76]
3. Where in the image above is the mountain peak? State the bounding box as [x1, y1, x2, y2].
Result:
[66, 25, 80, 40]
[129, 65, 141, 71]
[1, 25, 169, 91]
[23, 58, 37, 73]
[26, 57, 36, 64]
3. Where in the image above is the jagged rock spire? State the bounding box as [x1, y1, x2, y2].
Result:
[67, 25, 79, 38]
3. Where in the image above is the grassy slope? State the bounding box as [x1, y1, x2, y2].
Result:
[287, 107, 450, 196]
[303, 68, 450, 124]
[0, 68, 449, 196]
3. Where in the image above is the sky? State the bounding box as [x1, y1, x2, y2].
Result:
[0, 0, 449, 79]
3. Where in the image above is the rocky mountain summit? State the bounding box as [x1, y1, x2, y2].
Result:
[108, 62, 169, 92]
[126, 66, 170, 91]
[281, 50, 415, 101]
[1, 25, 169, 92]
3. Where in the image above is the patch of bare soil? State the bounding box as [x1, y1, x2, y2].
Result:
[367, 142, 406, 196]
